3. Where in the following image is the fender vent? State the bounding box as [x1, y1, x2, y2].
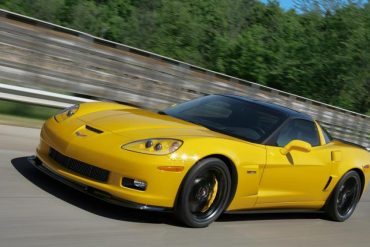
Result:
[323, 176, 333, 191]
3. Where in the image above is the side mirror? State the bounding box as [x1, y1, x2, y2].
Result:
[280, 140, 312, 155]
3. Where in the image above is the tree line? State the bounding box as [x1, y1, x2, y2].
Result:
[1, 0, 369, 114]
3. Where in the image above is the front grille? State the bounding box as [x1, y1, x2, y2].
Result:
[48, 148, 109, 182]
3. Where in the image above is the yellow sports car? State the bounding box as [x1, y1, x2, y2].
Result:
[29, 95, 370, 227]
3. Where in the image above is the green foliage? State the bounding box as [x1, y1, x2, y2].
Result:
[0, 100, 59, 120]
[0, 0, 369, 114]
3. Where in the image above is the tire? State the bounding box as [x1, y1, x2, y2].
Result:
[175, 158, 231, 228]
[325, 171, 362, 222]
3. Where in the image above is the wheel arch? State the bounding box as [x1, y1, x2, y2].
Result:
[324, 167, 366, 211]
[324, 167, 365, 221]
[205, 154, 238, 206]
[174, 154, 238, 210]
[332, 167, 366, 198]
[349, 168, 365, 197]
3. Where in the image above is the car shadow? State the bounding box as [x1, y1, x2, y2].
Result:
[11, 156, 179, 226]
[219, 211, 326, 222]
[12, 156, 327, 226]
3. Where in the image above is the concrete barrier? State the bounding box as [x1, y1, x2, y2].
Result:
[0, 9, 368, 147]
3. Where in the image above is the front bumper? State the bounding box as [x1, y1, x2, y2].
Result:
[36, 117, 195, 208]
[28, 155, 170, 212]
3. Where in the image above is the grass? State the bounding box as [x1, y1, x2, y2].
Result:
[0, 100, 60, 128]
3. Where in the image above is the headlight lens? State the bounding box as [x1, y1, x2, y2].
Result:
[54, 104, 79, 122]
[122, 138, 183, 155]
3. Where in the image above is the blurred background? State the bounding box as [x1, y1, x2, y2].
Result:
[0, 0, 369, 146]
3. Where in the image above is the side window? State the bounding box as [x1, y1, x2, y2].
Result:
[276, 119, 320, 147]
[320, 124, 333, 144]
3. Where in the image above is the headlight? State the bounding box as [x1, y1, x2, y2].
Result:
[54, 104, 79, 122]
[122, 138, 183, 155]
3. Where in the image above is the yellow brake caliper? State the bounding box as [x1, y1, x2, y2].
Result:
[201, 177, 218, 212]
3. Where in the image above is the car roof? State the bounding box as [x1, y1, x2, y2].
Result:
[222, 94, 313, 121]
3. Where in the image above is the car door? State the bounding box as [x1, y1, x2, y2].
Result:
[256, 119, 332, 206]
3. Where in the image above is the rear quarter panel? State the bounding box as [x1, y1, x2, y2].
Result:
[329, 141, 370, 193]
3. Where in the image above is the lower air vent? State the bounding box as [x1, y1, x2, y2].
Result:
[48, 148, 109, 182]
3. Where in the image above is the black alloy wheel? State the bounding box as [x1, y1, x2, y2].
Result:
[326, 171, 362, 222]
[175, 158, 231, 228]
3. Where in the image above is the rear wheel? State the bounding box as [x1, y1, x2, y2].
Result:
[326, 171, 361, 222]
[175, 158, 231, 228]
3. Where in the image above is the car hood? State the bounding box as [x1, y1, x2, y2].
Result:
[77, 109, 232, 140]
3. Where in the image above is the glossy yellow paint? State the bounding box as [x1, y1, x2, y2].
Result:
[280, 140, 312, 155]
[35, 102, 370, 211]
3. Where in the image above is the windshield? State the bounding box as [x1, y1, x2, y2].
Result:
[163, 95, 287, 143]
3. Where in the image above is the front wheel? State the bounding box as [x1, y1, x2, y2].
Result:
[175, 158, 231, 228]
[325, 171, 362, 222]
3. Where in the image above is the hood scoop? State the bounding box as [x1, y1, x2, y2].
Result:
[85, 125, 103, 134]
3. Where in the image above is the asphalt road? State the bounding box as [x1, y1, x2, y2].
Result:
[0, 124, 369, 247]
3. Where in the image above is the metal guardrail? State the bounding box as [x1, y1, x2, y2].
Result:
[0, 8, 369, 148]
[0, 9, 367, 117]
[0, 83, 95, 108]
[2, 82, 369, 153]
